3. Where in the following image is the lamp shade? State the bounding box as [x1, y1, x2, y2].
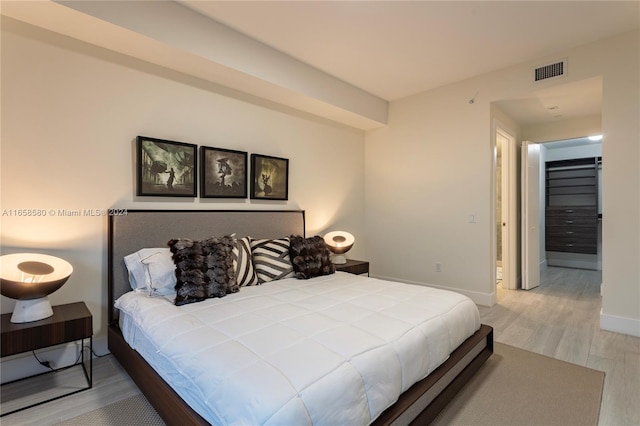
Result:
[323, 231, 355, 264]
[0, 253, 73, 323]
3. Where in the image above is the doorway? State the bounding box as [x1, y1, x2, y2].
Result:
[537, 137, 602, 272]
[495, 134, 601, 295]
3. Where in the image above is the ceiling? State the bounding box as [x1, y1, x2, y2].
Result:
[179, 1, 638, 125]
[180, 1, 636, 100]
[3, 1, 639, 129]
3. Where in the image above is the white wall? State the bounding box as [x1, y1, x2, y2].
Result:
[0, 19, 367, 350]
[365, 31, 639, 336]
[366, 79, 495, 304]
[544, 143, 602, 162]
[523, 115, 602, 143]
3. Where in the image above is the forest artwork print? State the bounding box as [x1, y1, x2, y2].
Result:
[251, 154, 289, 200]
[137, 136, 197, 197]
[201, 147, 247, 198]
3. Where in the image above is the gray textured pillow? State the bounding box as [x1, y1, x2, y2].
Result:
[168, 235, 237, 306]
[289, 235, 335, 279]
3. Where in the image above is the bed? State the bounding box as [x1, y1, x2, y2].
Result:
[108, 210, 493, 425]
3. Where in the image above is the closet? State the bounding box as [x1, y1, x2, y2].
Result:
[545, 157, 599, 255]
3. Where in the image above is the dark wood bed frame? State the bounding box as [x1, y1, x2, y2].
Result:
[108, 210, 493, 426]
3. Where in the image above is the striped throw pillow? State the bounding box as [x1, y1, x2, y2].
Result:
[250, 237, 294, 283]
[234, 237, 259, 286]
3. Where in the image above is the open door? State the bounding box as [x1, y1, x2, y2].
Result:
[521, 141, 540, 290]
[496, 126, 518, 290]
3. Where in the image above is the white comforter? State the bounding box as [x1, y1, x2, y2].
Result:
[115, 272, 480, 425]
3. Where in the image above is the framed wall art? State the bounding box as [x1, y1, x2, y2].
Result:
[250, 154, 289, 200]
[200, 146, 247, 198]
[136, 136, 197, 197]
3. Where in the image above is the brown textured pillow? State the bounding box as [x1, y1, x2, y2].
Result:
[168, 235, 238, 306]
[289, 235, 335, 279]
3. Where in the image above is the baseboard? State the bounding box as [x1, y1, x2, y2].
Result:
[0, 335, 108, 384]
[546, 251, 598, 270]
[600, 310, 640, 337]
[371, 274, 495, 306]
[540, 259, 548, 271]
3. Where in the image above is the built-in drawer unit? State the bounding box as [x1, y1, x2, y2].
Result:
[545, 157, 599, 256]
[545, 206, 597, 254]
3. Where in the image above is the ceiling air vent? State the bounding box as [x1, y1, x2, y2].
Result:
[534, 60, 566, 82]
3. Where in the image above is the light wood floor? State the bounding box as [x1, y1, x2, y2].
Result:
[2, 266, 638, 425]
[1, 354, 142, 425]
[482, 266, 640, 426]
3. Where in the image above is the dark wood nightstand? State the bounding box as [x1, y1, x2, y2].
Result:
[1, 301, 93, 416]
[335, 259, 369, 276]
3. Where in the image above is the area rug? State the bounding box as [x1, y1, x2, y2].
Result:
[57, 343, 604, 426]
[54, 394, 165, 426]
[431, 342, 605, 425]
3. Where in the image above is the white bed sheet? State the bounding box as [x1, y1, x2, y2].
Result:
[115, 272, 480, 425]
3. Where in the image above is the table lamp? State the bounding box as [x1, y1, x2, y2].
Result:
[323, 231, 355, 264]
[0, 253, 73, 323]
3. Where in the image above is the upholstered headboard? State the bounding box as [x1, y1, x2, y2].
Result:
[108, 209, 305, 324]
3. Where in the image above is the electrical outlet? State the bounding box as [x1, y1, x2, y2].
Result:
[435, 262, 442, 272]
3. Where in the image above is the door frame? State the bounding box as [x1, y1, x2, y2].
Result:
[492, 121, 519, 293]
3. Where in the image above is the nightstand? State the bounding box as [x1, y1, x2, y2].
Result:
[335, 259, 369, 276]
[1, 301, 93, 416]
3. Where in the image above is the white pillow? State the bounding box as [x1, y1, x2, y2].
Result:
[124, 248, 176, 295]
